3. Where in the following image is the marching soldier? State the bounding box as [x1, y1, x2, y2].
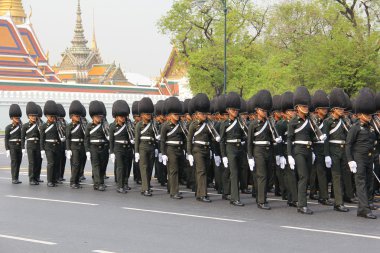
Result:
[109, 100, 133, 193]
[287, 86, 318, 214]
[79, 104, 88, 181]
[135, 97, 156, 196]
[5, 104, 23, 184]
[220, 92, 245, 206]
[161, 97, 186, 199]
[187, 93, 213, 202]
[57, 104, 67, 183]
[132, 101, 142, 185]
[85, 101, 108, 191]
[21, 102, 42, 185]
[154, 100, 167, 186]
[40, 100, 61, 187]
[346, 88, 377, 219]
[210, 98, 223, 194]
[323, 88, 350, 212]
[66, 100, 86, 189]
[99, 101, 110, 180]
[239, 98, 251, 194]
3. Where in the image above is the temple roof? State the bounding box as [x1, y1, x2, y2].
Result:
[0, 0, 26, 25]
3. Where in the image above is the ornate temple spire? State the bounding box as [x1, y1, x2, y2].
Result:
[0, 0, 26, 24]
[91, 9, 98, 51]
[70, 0, 90, 53]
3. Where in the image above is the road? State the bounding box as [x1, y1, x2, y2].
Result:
[0, 152, 379, 253]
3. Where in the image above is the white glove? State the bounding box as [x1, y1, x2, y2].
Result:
[158, 153, 163, 163]
[280, 156, 287, 169]
[288, 156, 295, 170]
[312, 152, 316, 165]
[41, 150, 46, 159]
[6, 150, 10, 158]
[275, 136, 282, 144]
[248, 158, 255, 171]
[275, 155, 280, 166]
[325, 156, 332, 168]
[210, 150, 213, 159]
[135, 153, 140, 163]
[241, 141, 246, 145]
[110, 153, 115, 164]
[22, 149, 26, 157]
[86, 152, 91, 161]
[60, 137, 66, 142]
[215, 136, 221, 142]
[222, 157, 228, 168]
[154, 149, 159, 158]
[66, 150, 72, 160]
[162, 155, 168, 166]
[188, 154, 194, 167]
[155, 135, 161, 140]
[319, 134, 327, 142]
[348, 161, 357, 174]
[185, 153, 189, 160]
[130, 139, 135, 144]
[214, 155, 221, 167]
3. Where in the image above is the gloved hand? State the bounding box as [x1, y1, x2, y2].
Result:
[154, 149, 159, 158]
[312, 152, 316, 165]
[275, 155, 280, 166]
[135, 153, 140, 163]
[288, 156, 295, 170]
[6, 150, 10, 158]
[348, 161, 357, 174]
[248, 158, 255, 171]
[325, 156, 332, 168]
[319, 134, 327, 142]
[280, 156, 287, 169]
[155, 135, 161, 141]
[60, 137, 66, 142]
[215, 136, 221, 142]
[188, 154, 194, 167]
[130, 139, 135, 144]
[22, 149, 26, 157]
[222, 157, 228, 168]
[241, 141, 246, 145]
[186, 153, 189, 160]
[162, 155, 168, 166]
[41, 150, 46, 159]
[275, 136, 282, 144]
[214, 155, 221, 167]
[158, 153, 163, 163]
[86, 152, 91, 161]
[210, 150, 213, 159]
[66, 150, 72, 160]
[110, 153, 115, 164]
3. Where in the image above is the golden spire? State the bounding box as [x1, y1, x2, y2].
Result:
[91, 9, 98, 51]
[0, 0, 26, 24]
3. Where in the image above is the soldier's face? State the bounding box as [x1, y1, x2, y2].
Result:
[71, 115, 80, 123]
[257, 109, 267, 119]
[142, 113, 152, 121]
[170, 113, 180, 122]
[29, 115, 37, 123]
[297, 105, 309, 115]
[359, 113, 371, 123]
[47, 115, 56, 123]
[12, 117, 20, 124]
[316, 108, 328, 117]
[227, 108, 239, 118]
[196, 112, 207, 122]
[116, 116, 126, 124]
[93, 115, 102, 124]
[286, 110, 296, 119]
[333, 108, 344, 118]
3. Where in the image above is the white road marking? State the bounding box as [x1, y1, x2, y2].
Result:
[6, 195, 99, 206]
[0, 234, 57, 245]
[281, 226, 380, 240]
[122, 207, 246, 223]
[92, 250, 117, 253]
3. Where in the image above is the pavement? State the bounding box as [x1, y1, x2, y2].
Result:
[0, 152, 379, 253]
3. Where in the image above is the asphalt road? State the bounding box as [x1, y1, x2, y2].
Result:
[0, 152, 379, 253]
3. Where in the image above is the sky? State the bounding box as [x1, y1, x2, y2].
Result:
[21, 0, 283, 78]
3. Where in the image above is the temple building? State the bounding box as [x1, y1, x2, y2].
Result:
[0, 0, 60, 82]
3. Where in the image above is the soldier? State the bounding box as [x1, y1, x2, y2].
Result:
[56, 104, 67, 183]
[346, 88, 377, 219]
[220, 92, 246, 206]
[154, 100, 166, 186]
[161, 97, 186, 199]
[85, 101, 108, 191]
[210, 98, 223, 194]
[79, 103, 88, 182]
[135, 97, 156, 196]
[287, 86, 318, 214]
[99, 101, 110, 180]
[310, 90, 333, 206]
[323, 88, 350, 212]
[5, 104, 23, 184]
[187, 93, 214, 202]
[109, 100, 133, 193]
[66, 100, 86, 189]
[248, 90, 282, 210]
[132, 101, 142, 185]
[21, 102, 42, 185]
[239, 98, 251, 194]
[40, 100, 61, 187]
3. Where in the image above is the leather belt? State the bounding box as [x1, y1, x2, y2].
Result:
[293, 141, 312, 145]
[166, 141, 183, 145]
[314, 141, 324, 144]
[46, 139, 59, 143]
[140, 136, 154, 141]
[226, 139, 241, 143]
[253, 141, 270, 145]
[90, 140, 107, 143]
[9, 139, 21, 142]
[27, 137, 39, 141]
[329, 140, 346, 144]
[194, 141, 210, 146]
[115, 140, 129, 144]
[71, 138, 84, 142]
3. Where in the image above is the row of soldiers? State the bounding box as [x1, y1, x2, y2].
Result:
[5, 86, 380, 219]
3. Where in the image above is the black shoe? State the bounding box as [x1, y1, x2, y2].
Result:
[309, 193, 318, 200]
[37, 178, 44, 183]
[275, 191, 282, 197]
[357, 212, 377, 219]
[59, 178, 66, 182]
[287, 201, 297, 207]
[179, 180, 186, 186]
[93, 185, 99, 190]
[71, 184, 81, 189]
[104, 175, 109, 179]
[161, 182, 167, 187]
[98, 185, 106, 191]
[257, 203, 271, 210]
[241, 189, 252, 194]
[319, 199, 333, 206]
[197, 196, 212, 203]
[30, 181, 39, 185]
[230, 200, 245, 207]
[143, 191, 152, 197]
[297, 207, 313, 215]
[207, 183, 215, 188]
[12, 180, 22, 184]
[55, 180, 63, 184]
[136, 180, 142, 185]
[117, 188, 126, 193]
[369, 204, 379, 210]
[344, 197, 359, 204]
[80, 176, 86, 181]
[334, 205, 349, 212]
[124, 186, 131, 191]
[170, 194, 183, 199]
[222, 194, 231, 200]
[47, 182, 55, 187]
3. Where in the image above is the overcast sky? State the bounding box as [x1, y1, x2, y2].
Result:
[21, 0, 283, 78]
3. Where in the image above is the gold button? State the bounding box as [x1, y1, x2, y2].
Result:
[307, 145, 310, 149]
[340, 145, 344, 148]
[369, 153, 372, 156]
[237, 144, 240, 147]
